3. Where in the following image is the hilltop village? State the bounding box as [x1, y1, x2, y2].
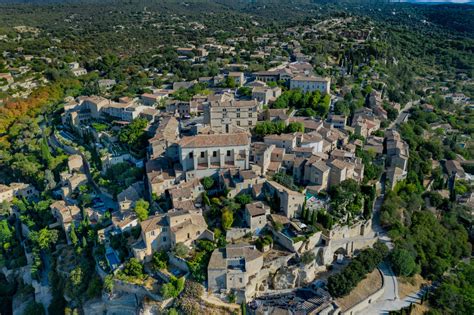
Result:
[0, 2, 472, 315]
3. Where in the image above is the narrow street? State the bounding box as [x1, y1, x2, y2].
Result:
[387, 100, 419, 130]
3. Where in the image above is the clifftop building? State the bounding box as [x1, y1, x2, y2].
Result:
[133, 209, 212, 262]
[208, 244, 264, 299]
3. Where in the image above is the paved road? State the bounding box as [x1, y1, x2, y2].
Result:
[371, 195, 393, 250]
[363, 282, 430, 315]
[353, 195, 403, 314]
[388, 100, 419, 130]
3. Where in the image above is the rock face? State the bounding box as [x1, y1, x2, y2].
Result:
[271, 260, 327, 290]
[272, 267, 299, 290]
[297, 262, 323, 284]
[82, 293, 140, 315]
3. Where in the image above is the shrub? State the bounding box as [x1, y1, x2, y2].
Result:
[174, 243, 189, 258]
[201, 176, 214, 190]
[300, 251, 316, 265]
[152, 250, 169, 271]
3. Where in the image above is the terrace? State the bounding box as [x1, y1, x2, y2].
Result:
[270, 215, 322, 253]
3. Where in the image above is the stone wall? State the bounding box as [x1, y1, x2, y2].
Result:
[337, 268, 385, 315]
[226, 227, 252, 242]
[271, 229, 302, 253]
[295, 231, 323, 253]
[167, 253, 189, 273]
[329, 219, 372, 241]
[112, 279, 162, 301]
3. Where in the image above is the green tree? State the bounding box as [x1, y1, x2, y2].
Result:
[311, 210, 317, 226]
[22, 301, 45, 315]
[222, 208, 234, 230]
[235, 194, 253, 206]
[201, 176, 214, 190]
[286, 122, 304, 133]
[152, 250, 169, 270]
[161, 276, 185, 298]
[122, 258, 144, 277]
[29, 228, 59, 250]
[86, 275, 103, 299]
[390, 247, 418, 277]
[103, 275, 114, 293]
[168, 309, 179, 315]
[70, 224, 78, 246]
[224, 76, 236, 88]
[118, 118, 148, 146]
[334, 100, 350, 116]
[133, 199, 149, 221]
[174, 243, 189, 258]
[0, 220, 13, 247]
[430, 262, 474, 315]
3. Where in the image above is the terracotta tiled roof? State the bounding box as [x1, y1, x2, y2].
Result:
[179, 133, 250, 148]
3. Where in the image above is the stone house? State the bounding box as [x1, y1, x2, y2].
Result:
[244, 202, 270, 232]
[249, 142, 275, 175]
[327, 114, 347, 129]
[264, 181, 305, 218]
[0, 182, 38, 203]
[67, 155, 83, 173]
[117, 182, 144, 213]
[148, 115, 180, 160]
[303, 158, 330, 190]
[203, 99, 259, 133]
[289, 75, 331, 94]
[133, 210, 212, 262]
[263, 133, 298, 153]
[178, 133, 250, 180]
[219, 169, 265, 198]
[252, 86, 282, 106]
[59, 172, 88, 198]
[264, 108, 288, 123]
[50, 201, 82, 244]
[168, 179, 204, 209]
[207, 244, 264, 299]
[228, 72, 245, 86]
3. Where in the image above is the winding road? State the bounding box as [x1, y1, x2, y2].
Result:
[359, 191, 426, 314]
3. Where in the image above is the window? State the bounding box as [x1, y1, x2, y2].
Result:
[201, 152, 205, 158]
[237, 121, 241, 126]
[151, 231, 155, 236]
[189, 152, 193, 159]
[187, 233, 191, 239]
[249, 113, 252, 118]
[248, 120, 253, 126]
[236, 108, 240, 112]
[163, 237, 167, 242]
[239, 278, 243, 283]
[227, 150, 231, 156]
[196, 231, 200, 236]
[237, 113, 240, 118]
